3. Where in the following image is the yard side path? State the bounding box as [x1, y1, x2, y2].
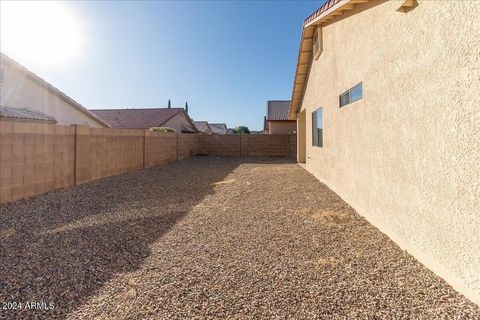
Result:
[0, 157, 479, 319]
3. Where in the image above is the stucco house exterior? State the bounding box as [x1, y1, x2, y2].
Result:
[289, 0, 480, 304]
[91, 108, 197, 133]
[193, 121, 213, 134]
[264, 100, 296, 134]
[0, 52, 109, 128]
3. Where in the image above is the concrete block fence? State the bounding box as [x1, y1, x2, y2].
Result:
[0, 120, 296, 204]
[0, 122, 198, 203]
[197, 134, 296, 157]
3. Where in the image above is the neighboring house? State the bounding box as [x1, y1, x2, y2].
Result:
[289, 0, 480, 303]
[226, 128, 234, 134]
[0, 52, 109, 128]
[0, 106, 56, 124]
[90, 108, 197, 133]
[264, 100, 296, 134]
[210, 123, 228, 134]
[193, 121, 213, 134]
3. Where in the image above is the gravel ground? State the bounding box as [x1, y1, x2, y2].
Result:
[1, 156, 479, 319]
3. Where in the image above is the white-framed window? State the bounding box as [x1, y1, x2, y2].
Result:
[312, 107, 323, 148]
[339, 82, 363, 108]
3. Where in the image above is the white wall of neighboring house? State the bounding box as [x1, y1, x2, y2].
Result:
[0, 58, 106, 128]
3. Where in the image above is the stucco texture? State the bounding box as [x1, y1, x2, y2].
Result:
[163, 111, 197, 133]
[299, 0, 480, 303]
[267, 121, 297, 134]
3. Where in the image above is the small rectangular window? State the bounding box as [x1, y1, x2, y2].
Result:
[0, 67, 4, 84]
[312, 107, 323, 148]
[339, 92, 349, 107]
[313, 26, 323, 60]
[339, 82, 363, 107]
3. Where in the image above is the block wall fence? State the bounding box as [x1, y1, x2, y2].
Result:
[0, 120, 295, 204]
[197, 134, 296, 157]
[0, 121, 199, 203]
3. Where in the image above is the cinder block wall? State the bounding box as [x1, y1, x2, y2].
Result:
[0, 121, 75, 202]
[198, 134, 296, 157]
[198, 135, 241, 156]
[144, 131, 177, 168]
[289, 134, 297, 158]
[178, 133, 197, 160]
[74, 126, 144, 184]
[1, 124, 295, 204]
[241, 135, 289, 156]
[0, 121, 198, 203]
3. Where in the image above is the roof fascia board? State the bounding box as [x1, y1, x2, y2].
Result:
[288, 0, 359, 120]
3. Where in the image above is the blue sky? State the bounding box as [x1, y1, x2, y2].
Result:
[2, 1, 323, 130]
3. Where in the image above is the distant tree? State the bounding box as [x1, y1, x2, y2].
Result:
[234, 126, 250, 134]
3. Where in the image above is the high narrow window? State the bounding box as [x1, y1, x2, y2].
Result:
[313, 26, 323, 60]
[0, 67, 4, 85]
[312, 107, 323, 148]
[339, 82, 363, 107]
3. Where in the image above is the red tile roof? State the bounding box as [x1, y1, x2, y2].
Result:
[90, 108, 184, 129]
[210, 123, 227, 134]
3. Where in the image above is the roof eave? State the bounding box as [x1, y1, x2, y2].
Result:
[288, 0, 367, 120]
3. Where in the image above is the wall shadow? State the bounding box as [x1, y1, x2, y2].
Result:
[0, 156, 287, 319]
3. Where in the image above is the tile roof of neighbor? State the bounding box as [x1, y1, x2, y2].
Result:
[90, 108, 184, 129]
[266, 101, 292, 121]
[209, 123, 227, 134]
[0, 52, 110, 127]
[0, 106, 56, 123]
[193, 121, 208, 128]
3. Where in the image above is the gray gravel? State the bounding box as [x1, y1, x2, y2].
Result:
[0, 156, 479, 319]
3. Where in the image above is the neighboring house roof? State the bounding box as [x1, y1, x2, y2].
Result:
[0, 106, 56, 123]
[226, 128, 234, 134]
[266, 101, 293, 121]
[209, 123, 228, 134]
[0, 52, 110, 127]
[288, 0, 371, 119]
[193, 120, 213, 134]
[90, 108, 195, 130]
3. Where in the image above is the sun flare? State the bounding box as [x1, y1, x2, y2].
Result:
[0, 1, 85, 66]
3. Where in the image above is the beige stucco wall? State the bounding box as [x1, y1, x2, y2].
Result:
[268, 121, 297, 134]
[163, 112, 196, 133]
[0, 59, 104, 127]
[299, 0, 480, 303]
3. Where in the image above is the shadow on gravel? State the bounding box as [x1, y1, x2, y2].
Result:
[0, 156, 290, 319]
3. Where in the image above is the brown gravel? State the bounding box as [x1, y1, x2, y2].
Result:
[0, 156, 479, 319]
